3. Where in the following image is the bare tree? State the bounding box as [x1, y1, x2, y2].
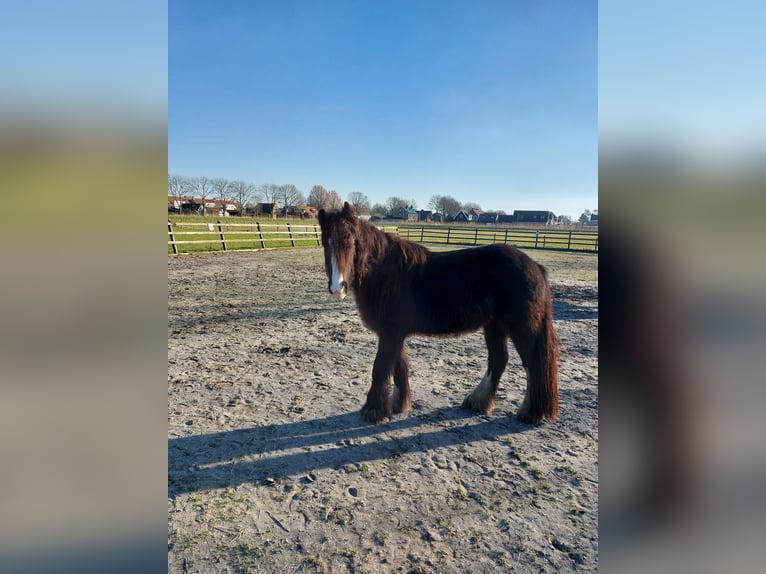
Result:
[178, 176, 195, 197]
[229, 180, 255, 215]
[370, 202, 387, 216]
[255, 184, 281, 218]
[258, 183, 280, 205]
[168, 173, 186, 197]
[429, 195, 462, 220]
[279, 184, 304, 214]
[185, 176, 212, 200]
[462, 201, 482, 213]
[328, 190, 343, 210]
[385, 196, 410, 218]
[307, 185, 330, 210]
[347, 191, 371, 214]
[211, 178, 231, 202]
[578, 209, 592, 225]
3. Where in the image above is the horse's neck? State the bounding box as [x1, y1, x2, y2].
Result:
[354, 224, 391, 280]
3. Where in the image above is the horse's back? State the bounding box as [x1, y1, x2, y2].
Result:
[404, 243, 547, 335]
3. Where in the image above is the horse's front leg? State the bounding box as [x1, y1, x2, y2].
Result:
[362, 334, 405, 423]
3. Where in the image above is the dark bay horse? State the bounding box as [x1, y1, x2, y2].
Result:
[318, 202, 558, 424]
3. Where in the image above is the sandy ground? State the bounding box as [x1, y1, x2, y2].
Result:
[168, 246, 598, 573]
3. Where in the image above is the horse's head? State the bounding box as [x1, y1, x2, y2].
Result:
[317, 202, 358, 300]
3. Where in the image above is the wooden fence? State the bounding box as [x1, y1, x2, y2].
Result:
[168, 220, 598, 254]
[168, 220, 399, 254]
[398, 225, 598, 252]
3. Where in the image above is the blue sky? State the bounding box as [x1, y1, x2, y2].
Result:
[169, 0, 597, 217]
[599, 1, 766, 157]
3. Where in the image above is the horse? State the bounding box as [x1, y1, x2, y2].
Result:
[317, 202, 558, 425]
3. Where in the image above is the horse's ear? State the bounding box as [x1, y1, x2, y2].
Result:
[342, 201, 355, 220]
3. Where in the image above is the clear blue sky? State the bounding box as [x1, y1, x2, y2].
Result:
[169, 0, 597, 218]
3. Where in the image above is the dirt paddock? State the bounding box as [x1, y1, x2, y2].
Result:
[168, 246, 598, 573]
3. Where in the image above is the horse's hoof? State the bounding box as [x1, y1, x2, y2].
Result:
[461, 394, 495, 414]
[516, 404, 542, 425]
[361, 404, 391, 424]
[392, 390, 412, 414]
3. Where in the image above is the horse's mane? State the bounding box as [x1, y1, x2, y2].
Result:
[354, 220, 430, 284]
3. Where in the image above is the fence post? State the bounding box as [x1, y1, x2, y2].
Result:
[314, 224, 320, 246]
[420, 226, 424, 242]
[218, 220, 227, 251]
[474, 227, 478, 245]
[447, 227, 451, 244]
[504, 229, 508, 245]
[567, 230, 572, 250]
[534, 230, 539, 249]
[168, 221, 177, 254]
[287, 222, 295, 247]
[256, 221, 265, 249]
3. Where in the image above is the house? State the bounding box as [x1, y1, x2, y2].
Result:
[168, 195, 188, 213]
[589, 211, 599, 225]
[250, 202, 276, 217]
[469, 208, 482, 220]
[497, 214, 515, 224]
[405, 207, 419, 222]
[180, 198, 206, 215]
[512, 210, 557, 224]
[430, 212, 443, 223]
[452, 210, 472, 223]
[300, 206, 319, 219]
[417, 210, 433, 222]
[477, 212, 498, 225]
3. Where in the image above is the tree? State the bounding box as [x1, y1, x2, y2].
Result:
[328, 190, 343, 210]
[385, 196, 410, 218]
[578, 209, 592, 225]
[229, 180, 255, 215]
[211, 178, 231, 202]
[428, 195, 462, 220]
[370, 202, 387, 216]
[347, 191, 371, 214]
[307, 185, 331, 210]
[258, 183, 280, 206]
[188, 176, 212, 200]
[462, 201, 482, 213]
[558, 215, 573, 225]
[279, 184, 304, 212]
[168, 173, 186, 197]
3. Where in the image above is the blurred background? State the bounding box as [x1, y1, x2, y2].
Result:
[0, 1, 167, 572]
[599, 1, 766, 572]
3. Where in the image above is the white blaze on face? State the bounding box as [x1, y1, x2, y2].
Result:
[329, 250, 347, 300]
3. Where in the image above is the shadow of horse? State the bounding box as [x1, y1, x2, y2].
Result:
[168, 406, 530, 497]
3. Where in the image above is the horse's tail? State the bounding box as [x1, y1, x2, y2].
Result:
[518, 272, 559, 423]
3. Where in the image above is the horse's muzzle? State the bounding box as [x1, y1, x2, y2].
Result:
[328, 280, 347, 300]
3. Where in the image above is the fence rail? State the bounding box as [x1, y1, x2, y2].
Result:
[398, 225, 598, 252]
[168, 220, 598, 254]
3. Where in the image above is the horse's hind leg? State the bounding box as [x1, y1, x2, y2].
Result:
[362, 334, 405, 423]
[392, 346, 412, 414]
[462, 321, 508, 413]
[510, 310, 559, 424]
